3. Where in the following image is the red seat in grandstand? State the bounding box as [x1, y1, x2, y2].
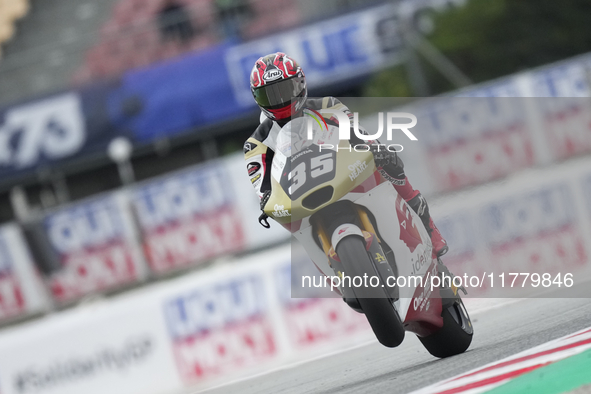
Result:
[74, 0, 302, 84]
[243, 0, 300, 39]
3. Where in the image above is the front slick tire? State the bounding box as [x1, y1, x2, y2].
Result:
[336, 236, 405, 348]
[419, 299, 473, 358]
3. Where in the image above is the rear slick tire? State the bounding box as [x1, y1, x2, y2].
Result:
[336, 236, 405, 348]
[418, 299, 473, 358]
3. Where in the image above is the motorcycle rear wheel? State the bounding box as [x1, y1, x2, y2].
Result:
[418, 298, 473, 358]
[336, 236, 405, 348]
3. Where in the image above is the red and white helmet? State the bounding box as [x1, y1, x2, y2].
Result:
[250, 52, 307, 121]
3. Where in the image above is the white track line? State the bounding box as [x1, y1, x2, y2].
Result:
[409, 324, 591, 394]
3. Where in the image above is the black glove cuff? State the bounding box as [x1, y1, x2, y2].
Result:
[260, 190, 271, 211]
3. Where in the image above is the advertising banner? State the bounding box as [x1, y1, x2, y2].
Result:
[160, 245, 370, 388]
[0, 291, 182, 394]
[0, 243, 371, 394]
[164, 273, 277, 383]
[411, 97, 535, 192]
[225, 3, 403, 108]
[40, 192, 146, 303]
[478, 184, 587, 278]
[132, 163, 246, 274]
[582, 171, 591, 218]
[274, 259, 370, 352]
[437, 212, 478, 275]
[0, 85, 121, 184]
[436, 164, 591, 297]
[0, 224, 47, 322]
[527, 60, 591, 162]
[107, 3, 405, 144]
[2, 9, 591, 188]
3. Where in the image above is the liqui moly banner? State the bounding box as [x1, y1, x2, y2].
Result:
[582, 171, 591, 219]
[410, 96, 535, 192]
[274, 258, 370, 354]
[163, 269, 278, 384]
[0, 224, 47, 321]
[161, 245, 370, 388]
[131, 163, 246, 274]
[39, 192, 147, 303]
[478, 184, 587, 277]
[526, 60, 591, 162]
[436, 164, 591, 296]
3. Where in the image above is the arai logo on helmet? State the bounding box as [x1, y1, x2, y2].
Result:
[263, 69, 283, 82]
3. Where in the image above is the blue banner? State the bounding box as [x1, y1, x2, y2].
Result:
[107, 43, 249, 143]
[108, 3, 402, 142]
[0, 82, 121, 181]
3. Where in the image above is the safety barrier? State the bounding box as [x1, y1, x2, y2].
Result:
[0, 244, 372, 394]
[2, 153, 591, 393]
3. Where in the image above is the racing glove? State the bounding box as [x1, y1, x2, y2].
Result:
[369, 144, 396, 168]
[258, 190, 271, 228]
[260, 189, 271, 210]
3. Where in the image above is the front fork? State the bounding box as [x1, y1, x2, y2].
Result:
[314, 206, 399, 310]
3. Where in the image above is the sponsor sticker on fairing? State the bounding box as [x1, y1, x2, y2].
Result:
[348, 160, 368, 181]
[271, 204, 290, 218]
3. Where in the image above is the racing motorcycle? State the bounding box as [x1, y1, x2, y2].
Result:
[259, 113, 473, 357]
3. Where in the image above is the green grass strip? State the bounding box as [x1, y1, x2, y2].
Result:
[485, 348, 591, 394]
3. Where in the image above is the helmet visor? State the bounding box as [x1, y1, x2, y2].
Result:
[253, 76, 306, 109]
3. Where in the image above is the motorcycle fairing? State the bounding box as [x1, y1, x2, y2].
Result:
[266, 117, 444, 333]
[293, 180, 442, 327]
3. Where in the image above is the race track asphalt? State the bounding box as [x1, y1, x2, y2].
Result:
[200, 297, 591, 394]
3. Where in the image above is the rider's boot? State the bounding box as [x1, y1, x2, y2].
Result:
[406, 193, 449, 257]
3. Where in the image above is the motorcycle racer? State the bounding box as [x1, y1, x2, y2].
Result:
[243, 52, 449, 257]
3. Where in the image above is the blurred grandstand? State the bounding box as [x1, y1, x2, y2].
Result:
[0, 0, 396, 223]
[0, 0, 382, 104]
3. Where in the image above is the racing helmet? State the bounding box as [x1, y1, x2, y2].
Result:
[250, 52, 307, 121]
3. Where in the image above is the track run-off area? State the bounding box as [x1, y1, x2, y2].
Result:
[200, 297, 591, 394]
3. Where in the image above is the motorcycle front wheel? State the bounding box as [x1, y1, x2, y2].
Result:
[336, 236, 405, 348]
